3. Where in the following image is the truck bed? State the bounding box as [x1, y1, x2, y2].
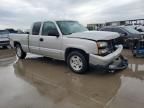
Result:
[10, 33, 29, 52]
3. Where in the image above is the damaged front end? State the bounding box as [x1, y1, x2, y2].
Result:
[90, 39, 128, 73]
[108, 55, 128, 72]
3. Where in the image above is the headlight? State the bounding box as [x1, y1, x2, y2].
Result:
[97, 41, 109, 55]
[97, 42, 108, 48]
[98, 48, 109, 55]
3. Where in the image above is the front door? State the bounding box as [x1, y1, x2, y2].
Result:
[39, 21, 63, 60]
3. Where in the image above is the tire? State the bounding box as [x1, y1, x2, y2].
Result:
[67, 51, 88, 74]
[15, 44, 26, 59]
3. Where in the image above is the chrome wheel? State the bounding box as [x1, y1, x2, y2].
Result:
[70, 55, 83, 71]
[67, 51, 88, 74]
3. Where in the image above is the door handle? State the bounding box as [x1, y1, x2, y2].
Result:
[40, 38, 44, 42]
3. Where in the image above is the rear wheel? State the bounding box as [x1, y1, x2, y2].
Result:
[15, 44, 26, 59]
[67, 51, 88, 74]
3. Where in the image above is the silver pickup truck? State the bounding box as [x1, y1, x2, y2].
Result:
[10, 20, 128, 74]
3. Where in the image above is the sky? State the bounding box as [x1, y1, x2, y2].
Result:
[0, 0, 144, 30]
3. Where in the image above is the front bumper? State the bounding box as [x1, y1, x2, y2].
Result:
[89, 45, 123, 66]
[108, 55, 128, 71]
[89, 45, 128, 71]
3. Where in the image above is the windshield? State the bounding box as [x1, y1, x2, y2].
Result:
[56, 21, 88, 35]
[123, 26, 140, 34]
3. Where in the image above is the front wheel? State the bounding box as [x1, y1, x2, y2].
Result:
[67, 51, 88, 74]
[15, 44, 26, 59]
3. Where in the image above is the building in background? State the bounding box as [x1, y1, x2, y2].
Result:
[87, 19, 144, 30]
[87, 23, 105, 30]
[106, 19, 144, 26]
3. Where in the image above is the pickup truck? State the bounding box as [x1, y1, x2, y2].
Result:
[10, 20, 128, 74]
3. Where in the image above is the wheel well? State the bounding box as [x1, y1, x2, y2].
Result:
[14, 41, 21, 47]
[65, 48, 89, 61]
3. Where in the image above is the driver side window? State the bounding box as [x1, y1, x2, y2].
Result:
[42, 22, 59, 36]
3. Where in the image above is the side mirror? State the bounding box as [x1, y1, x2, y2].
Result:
[48, 29, 59, 37]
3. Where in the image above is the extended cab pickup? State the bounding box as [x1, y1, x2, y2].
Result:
[10, 20, 128, 74]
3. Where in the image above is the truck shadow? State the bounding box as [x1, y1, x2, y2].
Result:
[13, 54, 144, 107]
[21, 56, 115, 75]
[14, 50, 144, 77]
[13, 57, 122, 107]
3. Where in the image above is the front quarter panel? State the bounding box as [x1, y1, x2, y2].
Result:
[63, 37, 98, 56]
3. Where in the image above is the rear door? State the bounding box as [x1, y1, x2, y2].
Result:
[29, 22, 41, 54]
[39, 21, 63, 59]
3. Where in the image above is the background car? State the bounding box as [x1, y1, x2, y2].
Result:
[136, 25, 144, 32]
[100, 26, 144, 48]
[0, 30, 10, 48]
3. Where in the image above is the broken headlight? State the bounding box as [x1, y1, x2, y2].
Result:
[97, 42, 109, 55]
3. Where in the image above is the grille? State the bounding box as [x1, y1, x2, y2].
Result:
[107, 39, 115, 52]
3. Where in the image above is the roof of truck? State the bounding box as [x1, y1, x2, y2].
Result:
[34, 19, 77, 23]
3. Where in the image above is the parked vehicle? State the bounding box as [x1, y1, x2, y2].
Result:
[10, 20, 128, 74]
[136, 26, 144, 32]
[5, 29, 18, 33]
[132, 39, 144, 57]
[0, 30, 10, 48]
[100, 26, 144, 48]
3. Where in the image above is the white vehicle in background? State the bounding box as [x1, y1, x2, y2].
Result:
[125, 25, 144, 32]
[136, 25, 144, 32]
[0, 30, 10, 48]
[10, 20, 128, 74]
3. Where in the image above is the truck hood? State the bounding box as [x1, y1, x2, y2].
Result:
[67, 31, 120, 41]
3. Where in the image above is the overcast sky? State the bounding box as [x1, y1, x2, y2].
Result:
[0, 0, 144, 29]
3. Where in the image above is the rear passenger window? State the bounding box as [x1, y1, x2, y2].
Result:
[32, 22, 41, 35]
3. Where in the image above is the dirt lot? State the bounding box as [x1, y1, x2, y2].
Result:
[0, 48, 144, 108]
